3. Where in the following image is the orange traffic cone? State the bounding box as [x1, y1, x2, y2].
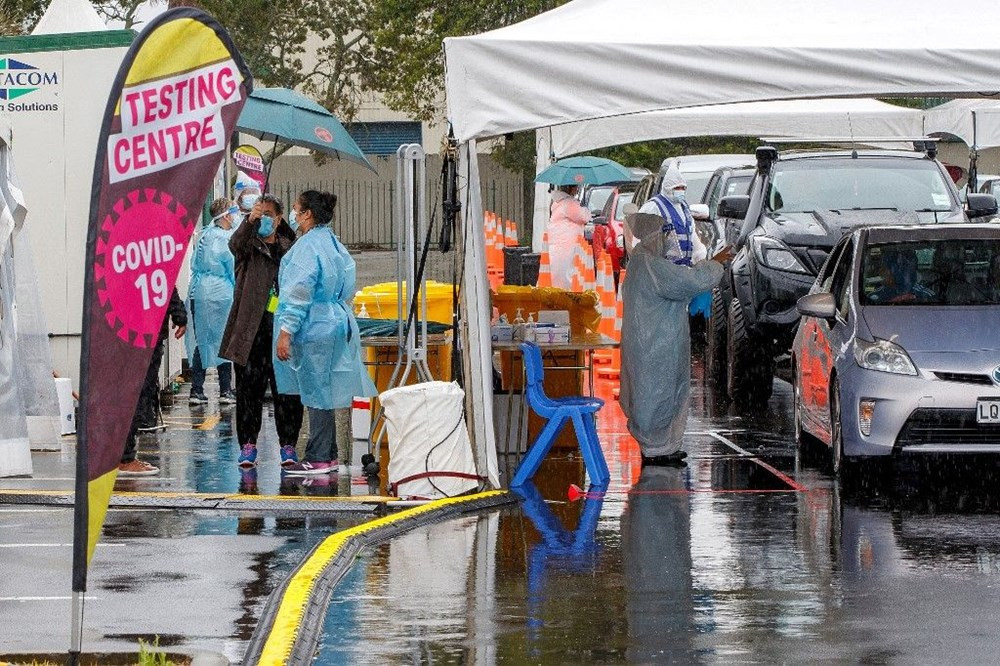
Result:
[595, 254, 616, 368]
[604, 267, 625, 380]
[507, 220, 519, 246]
[494, 218, 506, 283]
[537, 231, 553, 287]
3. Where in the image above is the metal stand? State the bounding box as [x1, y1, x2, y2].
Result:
[367, 144, 433, 471]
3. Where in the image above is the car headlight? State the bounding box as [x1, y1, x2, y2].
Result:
[752, 237, 810, 273]
[854, 338, 918, 376]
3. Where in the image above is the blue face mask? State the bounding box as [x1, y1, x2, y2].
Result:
[671, 189, 686, 203]
[257, 215, 275, 237]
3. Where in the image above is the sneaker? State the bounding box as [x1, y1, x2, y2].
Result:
[137, 423, 164, 433]
[237, 443, 258, 468]
[283, 460, 336, 475]
[219, 391, 237, 405]
[117, 459, 159, 476]
[280, 445, 299, 467]
[189, 392, 209, 405]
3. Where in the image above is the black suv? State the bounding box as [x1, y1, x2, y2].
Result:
[707, 145, 998, 404]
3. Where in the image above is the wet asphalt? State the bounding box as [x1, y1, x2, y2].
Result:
[5, 350, 1000, 663]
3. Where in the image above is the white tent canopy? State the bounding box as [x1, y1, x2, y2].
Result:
[444, 0, 1000, 143]
[32, 0, 107, 34]
[923, 98, 1000, 149]
[545, 98, 925, 159]
[443, 0, 1000, 489]
[531, 98, 926, 250]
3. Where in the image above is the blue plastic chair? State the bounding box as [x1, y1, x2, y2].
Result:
[510, 342, 609, 487]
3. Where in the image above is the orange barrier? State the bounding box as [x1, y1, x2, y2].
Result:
[595, 253, 616, 368]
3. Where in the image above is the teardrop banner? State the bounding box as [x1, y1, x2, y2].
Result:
[70, 7, 252, 653]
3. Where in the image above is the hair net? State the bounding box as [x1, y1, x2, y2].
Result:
[659, 161, 687, 195]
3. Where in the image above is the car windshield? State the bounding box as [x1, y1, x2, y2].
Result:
[860, 238, 1000, 306]
[614, 192, 634, 220]
[584, 186, 615, 213]
[682, 172, 714, 202]
[725, 175, 752, 197]
[768, 157, 955, 214]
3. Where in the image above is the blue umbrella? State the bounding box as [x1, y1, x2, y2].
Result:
[236, 87, 375, 173]
[535, 156, 635, 186]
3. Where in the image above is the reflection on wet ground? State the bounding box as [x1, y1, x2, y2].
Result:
[0, 376, 372, 661]
[316, 355, 1000, 663]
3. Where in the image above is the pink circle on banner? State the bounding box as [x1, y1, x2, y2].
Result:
[315, 127, 333, 143]
[95, 190, 189, 348]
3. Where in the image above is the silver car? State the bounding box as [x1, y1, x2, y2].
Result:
[791, 224, 1000, 473]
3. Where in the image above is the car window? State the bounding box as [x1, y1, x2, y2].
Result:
[703, 174, 721, 206]
[585, 186, 614, 214]
[600, 189, 617, 219]
[818, 238, 849, 292]
[684, 172, 714, 202]
[860, 238, 1000, 306]
[829, 239, 855, 318]
[767, 157, 956, 214]
[705, 174, 722, 215]
[614, 192, 634, 221]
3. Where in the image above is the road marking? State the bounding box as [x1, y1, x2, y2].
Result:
[706, 431, 807, 492]
[0, 596, 100, 602]
[195, 415, 221, 431]
[0, 543, 127, 548]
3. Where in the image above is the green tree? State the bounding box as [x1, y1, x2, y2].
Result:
[363, 1, 568, 122]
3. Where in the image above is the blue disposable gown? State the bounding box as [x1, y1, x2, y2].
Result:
[273, 226, 376, 410]
[619, 229, 723, 456]
[185, 223, 235, 367]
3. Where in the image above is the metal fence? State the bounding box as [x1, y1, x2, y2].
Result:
[272, 170, 525, 250]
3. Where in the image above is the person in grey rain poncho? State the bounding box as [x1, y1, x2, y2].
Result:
[619, 213, 731, 464]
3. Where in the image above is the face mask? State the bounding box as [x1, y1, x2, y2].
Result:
[671, 189, 686, 202]
[257, 215, 275, 237]
[240, 193, 259, 211]
[288, 209, 299, 232]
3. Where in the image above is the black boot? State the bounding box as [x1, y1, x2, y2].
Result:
[641, 450, 688, 467]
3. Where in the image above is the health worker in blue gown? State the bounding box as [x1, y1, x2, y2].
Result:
[274, 189, 376, 475]
[187, 198, 237, 405]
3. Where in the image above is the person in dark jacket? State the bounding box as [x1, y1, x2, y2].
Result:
[118, 288, 187, 476]
[220, 193, 303, 468]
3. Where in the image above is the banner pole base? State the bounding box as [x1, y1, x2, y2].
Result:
[69, 589, 84, 663]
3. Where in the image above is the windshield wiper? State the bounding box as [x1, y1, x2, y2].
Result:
[828, 207, 899, 212]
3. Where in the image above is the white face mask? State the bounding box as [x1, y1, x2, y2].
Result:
[288, 208, 299, 232]
[670, 189, 686, 202]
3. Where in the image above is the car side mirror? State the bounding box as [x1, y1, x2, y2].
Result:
[966, 193, 998, 218]
[689, 203, 710, 220]
[796, 292, 836, 320]
[718, 195, 750, 220]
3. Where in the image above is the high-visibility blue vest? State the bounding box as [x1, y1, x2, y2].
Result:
[651, 194, 694, 266]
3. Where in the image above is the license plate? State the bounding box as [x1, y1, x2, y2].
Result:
[977, 399, 1000, 424]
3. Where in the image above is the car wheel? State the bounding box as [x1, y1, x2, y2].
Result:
[830, 378, 845, 476]
[705, 287, 728, 388]
[727, 298, 775, 406]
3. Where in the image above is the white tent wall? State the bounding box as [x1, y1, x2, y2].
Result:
[0, 117, 34, 476]
[458, 141, 501, 488]
[1, 30, 134, 388]
[444, 0, 1000, 486]
[530, 98, 925, 251]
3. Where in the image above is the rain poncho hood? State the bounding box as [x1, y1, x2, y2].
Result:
[273, 226, 376, 409]
[619, 227, 723, 455]
[185, 223, 235, 367]
[659, 160, 687, 195]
